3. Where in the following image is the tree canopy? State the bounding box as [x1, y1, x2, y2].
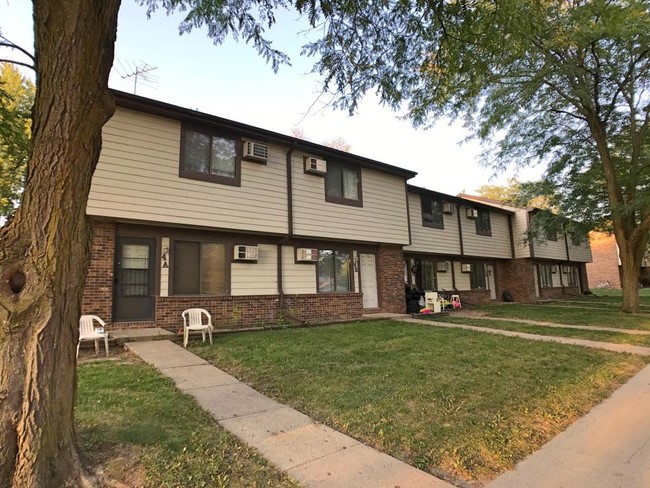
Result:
[0, 63, 33, 219]
[306, 0, 649, 310]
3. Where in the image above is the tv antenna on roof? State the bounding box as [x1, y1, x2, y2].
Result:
[115, 60, 158, 95]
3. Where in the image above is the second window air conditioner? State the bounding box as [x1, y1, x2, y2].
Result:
[461, 263, 473, 273]
[436, 261, 449, 272]
[296, 248, 318, 262]
[243, 141, 269, 162]
[443, 202, 455, 214]
[466, 208, 479, 219]
[304, 156, 327, 175]
[234, 245, 259, 261]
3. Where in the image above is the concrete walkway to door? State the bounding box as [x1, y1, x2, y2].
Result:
[127, 340, 453, 488]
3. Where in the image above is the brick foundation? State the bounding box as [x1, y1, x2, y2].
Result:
[81, 221, 115, 322]
[540, 286, 580, 299]
[455, 289, 492, 306]
[377, 244, 406, 313]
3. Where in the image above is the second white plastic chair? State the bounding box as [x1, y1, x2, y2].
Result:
[182, 308, 213, 348]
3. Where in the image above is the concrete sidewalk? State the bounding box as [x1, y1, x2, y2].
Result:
[488, 363, 650, 487]
[127, 340, 452, 488]
[401, 318, 650, 356]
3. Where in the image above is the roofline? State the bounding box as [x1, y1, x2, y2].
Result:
[407, 185, 514, 215]
[111, 90, 418, 180]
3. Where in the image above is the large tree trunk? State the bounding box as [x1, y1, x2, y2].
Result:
[0, 1, 120, 486]
[618, 230, 648, 314]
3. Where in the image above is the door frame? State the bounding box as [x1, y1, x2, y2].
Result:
[113, 236, 157, 322]
[359, 252, 379, 309]
[486, 263, 497, 300]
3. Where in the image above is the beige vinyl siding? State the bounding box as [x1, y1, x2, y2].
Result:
[87, 108, 288, 234]
[292, 153, 409, 244]
[454, 261, 472, 290]
[533, 235, 569, 260]
[460, 206, 512, 259]
[281, 246, 317, 294]
[512, 210, 532, 258]
[405, 193, 461, 254]
[567, 239, 593, 262]
[231, 244, 278, 295]
[437, 262, 455, 291]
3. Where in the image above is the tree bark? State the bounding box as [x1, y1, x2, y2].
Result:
[0, 1, 120, 486]
[618, 230, 648, 314]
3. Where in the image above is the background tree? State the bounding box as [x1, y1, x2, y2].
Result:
[308, 0, 650, 312]
[0, 63, 34, 219]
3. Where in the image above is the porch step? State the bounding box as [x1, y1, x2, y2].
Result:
[362, 313, 411, 319]
[110, 327, 176, 346]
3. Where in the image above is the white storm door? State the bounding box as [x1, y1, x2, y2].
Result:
[360, 253, 379, 309]
[486, 264, 497, 300]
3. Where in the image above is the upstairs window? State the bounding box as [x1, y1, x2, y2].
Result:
[325, 162, 362, 207]
[180, 126, 241, 186]
[475, 209, 492, 236]
[421, 196, 444, 229]
[546, 229, 558, 241]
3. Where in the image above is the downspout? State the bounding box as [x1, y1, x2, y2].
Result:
[277, 142, 305, 325]
[562, 231, 571, 295]
[454, 203, 463, 292]
[508, 214, 515, 259]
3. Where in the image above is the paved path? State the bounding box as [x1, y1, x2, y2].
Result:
[127, 340, 452, 488]
[487, 363, 650, 488]
[401, 318, 650, 356]
[451, 313, 650, 335]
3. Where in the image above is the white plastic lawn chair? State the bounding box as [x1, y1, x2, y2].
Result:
[77, 315, 109, 358]
[182, 308, 213, 348]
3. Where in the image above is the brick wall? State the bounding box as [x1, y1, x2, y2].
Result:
[110, 293, 363, 331]
[81, 220, 115, 324]
[495, 258, 538, 303]
[455, 289, 492, 306]
[540, 286, 580, 299]
[376, 244, 406, 313]
[587, 232, 621, 288]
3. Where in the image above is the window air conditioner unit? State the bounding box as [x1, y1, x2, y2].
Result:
[304, 156, 327, 175]
[243, 141, 269, 162]
[436, 261, 449, 272]
[562, 265, 571, 273]
[466, 208, 479, 219]
[234, 245, 259, 261]
[461, 263, 473, 273]
[443, 202, 454, 214]
[296, 248, 318, 262]
[551, 265, 558, 273]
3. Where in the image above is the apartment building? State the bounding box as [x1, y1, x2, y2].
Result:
[81, 91, 592, 330]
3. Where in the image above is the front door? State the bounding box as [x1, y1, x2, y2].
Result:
[114, 237, 156, 322]
[360, 253, 379, 309]
[486, 264, 497, 300]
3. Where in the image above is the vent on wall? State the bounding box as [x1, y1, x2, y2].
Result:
[443, 202, 455, 214]
[234, 245, 259, 261]
[296, 248, 318, 262]
[436, 261, 449, 272]
[304, 156, 327, 175]
[243, 141, 269, 162]
[461, 263, 473, 273]
[466, 208, 479, 219]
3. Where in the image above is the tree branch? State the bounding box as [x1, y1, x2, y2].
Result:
[0, 37, 36, 62]
[0, 58, 36, 71]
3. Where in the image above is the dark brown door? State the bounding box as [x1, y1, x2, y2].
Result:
[114, 237, 156, 322]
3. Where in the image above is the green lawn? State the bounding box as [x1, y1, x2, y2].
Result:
[76, 359, 298, 488]
[190, 320, 647, 485]
[589, 288, 650, 301]
[428, 316, 650, 347]
[479, 303, 650, 330]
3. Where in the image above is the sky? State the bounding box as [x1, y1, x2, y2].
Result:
[0, 1, 543, 195]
